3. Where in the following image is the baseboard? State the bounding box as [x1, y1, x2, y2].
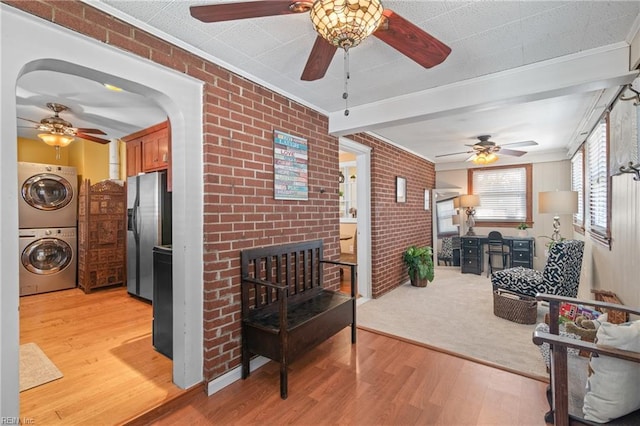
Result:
[206, 356, 270, 396]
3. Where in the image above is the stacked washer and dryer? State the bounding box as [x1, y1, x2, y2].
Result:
[18, 162, 78, 296]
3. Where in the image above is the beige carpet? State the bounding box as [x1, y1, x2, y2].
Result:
[20, 343, 63, 392]
[358, 266, 548, 381]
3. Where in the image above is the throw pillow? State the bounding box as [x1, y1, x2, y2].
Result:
[583, 318, 640, 423]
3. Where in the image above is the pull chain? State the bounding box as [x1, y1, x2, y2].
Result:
[343, 46, 350, 116]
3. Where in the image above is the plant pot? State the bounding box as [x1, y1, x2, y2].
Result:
[517, 230, 528, 237]
[410, 271, 429, 287]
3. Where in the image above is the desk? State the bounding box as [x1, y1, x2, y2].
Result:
[460, 235, 534, 275]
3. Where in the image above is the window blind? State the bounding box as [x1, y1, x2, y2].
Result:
[587, 120, 608, 236]
[472, 167, 527, 222]
[571, 148, 584, 227]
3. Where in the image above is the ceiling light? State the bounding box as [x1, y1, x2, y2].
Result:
[310, 0, 384, 49]
[472, 152, 498, 165]
[103, 83, 123, 92]
[38, 133, 74, 147]
[38, 133, 74, 160]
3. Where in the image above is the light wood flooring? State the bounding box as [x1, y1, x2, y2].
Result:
[19, 286, 187, 425]
[148, 328, 550, 425]
[20, 283, 551, 425]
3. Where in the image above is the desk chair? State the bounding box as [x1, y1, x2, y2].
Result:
[486, 231, 509, 277]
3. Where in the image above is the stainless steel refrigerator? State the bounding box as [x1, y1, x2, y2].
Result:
[127, 171, 172, 302]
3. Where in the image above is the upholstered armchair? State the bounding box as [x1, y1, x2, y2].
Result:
[491, 240, 584, 298]
[437, 237, 453, 266]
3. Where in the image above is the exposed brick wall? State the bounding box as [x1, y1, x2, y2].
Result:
[349, 134, 435, 297]
[6, 0, 434, 382]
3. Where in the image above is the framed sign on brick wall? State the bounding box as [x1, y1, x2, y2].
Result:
[273, 130, 308, 200]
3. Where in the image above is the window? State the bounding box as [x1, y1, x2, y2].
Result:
[468, 164, 532, 227]
[436, 198, 458, 237]
[571, 146, 585, 231]
[587, 117, 610, 245]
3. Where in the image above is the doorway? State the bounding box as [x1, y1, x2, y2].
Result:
[339, 137, 372, 300]
[1, 7, 203, 415]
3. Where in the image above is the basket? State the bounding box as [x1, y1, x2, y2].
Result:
[493, 289, 538, 324]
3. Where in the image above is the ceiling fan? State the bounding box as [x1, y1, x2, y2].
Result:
[18, 103, 110, 144]
[436, 135, 538, 165]
[190, 0, 452, 82]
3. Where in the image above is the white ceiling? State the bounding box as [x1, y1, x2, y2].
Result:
[16, 1, 640, 170]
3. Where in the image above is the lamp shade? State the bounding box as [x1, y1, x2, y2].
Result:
[310, 0, 384, 49]
[459, 194, 480, 208]
[38, 133, 74, 147]
[471, 152, 498, 165]
[453, 197, 460, 209]
[538, 190, 578, 214]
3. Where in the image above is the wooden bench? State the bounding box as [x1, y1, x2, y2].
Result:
[240, 239, 357, 399]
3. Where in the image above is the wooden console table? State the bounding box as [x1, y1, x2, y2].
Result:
[460, 235, 534, 275]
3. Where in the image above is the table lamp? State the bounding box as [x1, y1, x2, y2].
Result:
[459, 194, 480, 236]
[538, 190, 578, 241]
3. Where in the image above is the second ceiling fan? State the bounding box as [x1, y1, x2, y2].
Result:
[436, 135, 538, 165]
[190, 0, 452, 81]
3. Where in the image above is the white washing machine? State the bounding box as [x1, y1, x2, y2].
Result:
[18, 162, 78, 228]
[19, 227, 77, 296]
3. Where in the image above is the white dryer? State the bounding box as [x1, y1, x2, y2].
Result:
[18, 162, 78, 228]
[19, 227, 77, 296]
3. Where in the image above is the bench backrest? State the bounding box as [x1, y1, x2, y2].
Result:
[241, 239, 325, 315]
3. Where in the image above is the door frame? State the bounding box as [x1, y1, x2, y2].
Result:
[1, 6, 204, 414]
[339, 137, 372, 300]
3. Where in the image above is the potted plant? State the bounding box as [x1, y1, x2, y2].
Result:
[517, 222, 529, 237]
[402, 245, 435, 287]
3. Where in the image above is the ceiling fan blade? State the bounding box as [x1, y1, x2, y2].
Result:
[498, 148, 527, 157]
[190, 1, 300, 23]
[76, 132, 110, 144]
[501, 140, 538, 148]
[75, 127, 107, 135]
[18, 116, 42, 125]
[373, 9, 451, 68]
[435, 150, 473, 158]
[301, 36, 338, 81]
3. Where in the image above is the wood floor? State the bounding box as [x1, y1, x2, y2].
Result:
[20, 284, 551, 425]
[19, 286, 186, 425]
[148, 328, 550, 425]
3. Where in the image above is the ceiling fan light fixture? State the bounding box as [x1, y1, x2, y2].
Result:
[472, 152, 498, 165]
[38, 132, 75, 147]
[310, 0, 384, 49]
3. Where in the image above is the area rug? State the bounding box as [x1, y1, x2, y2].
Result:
[20, 343, 63, 392]
[357, 266, 549, 381]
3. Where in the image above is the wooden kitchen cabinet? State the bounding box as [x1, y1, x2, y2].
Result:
[123, 120, 171, 179]
[126, 139, 142, 177]
[142, 125, 169, 172]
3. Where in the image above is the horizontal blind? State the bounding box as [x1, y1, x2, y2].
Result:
[473, 167, 526, 221]
[587, 120, 607, 235]
[571, 149, 584, 226]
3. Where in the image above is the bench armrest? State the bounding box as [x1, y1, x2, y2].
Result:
[320, 259, 357, 298]
[535, 293, 640, 317]
[241, 276, 287, 290]
[533, 330, 640, 363]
